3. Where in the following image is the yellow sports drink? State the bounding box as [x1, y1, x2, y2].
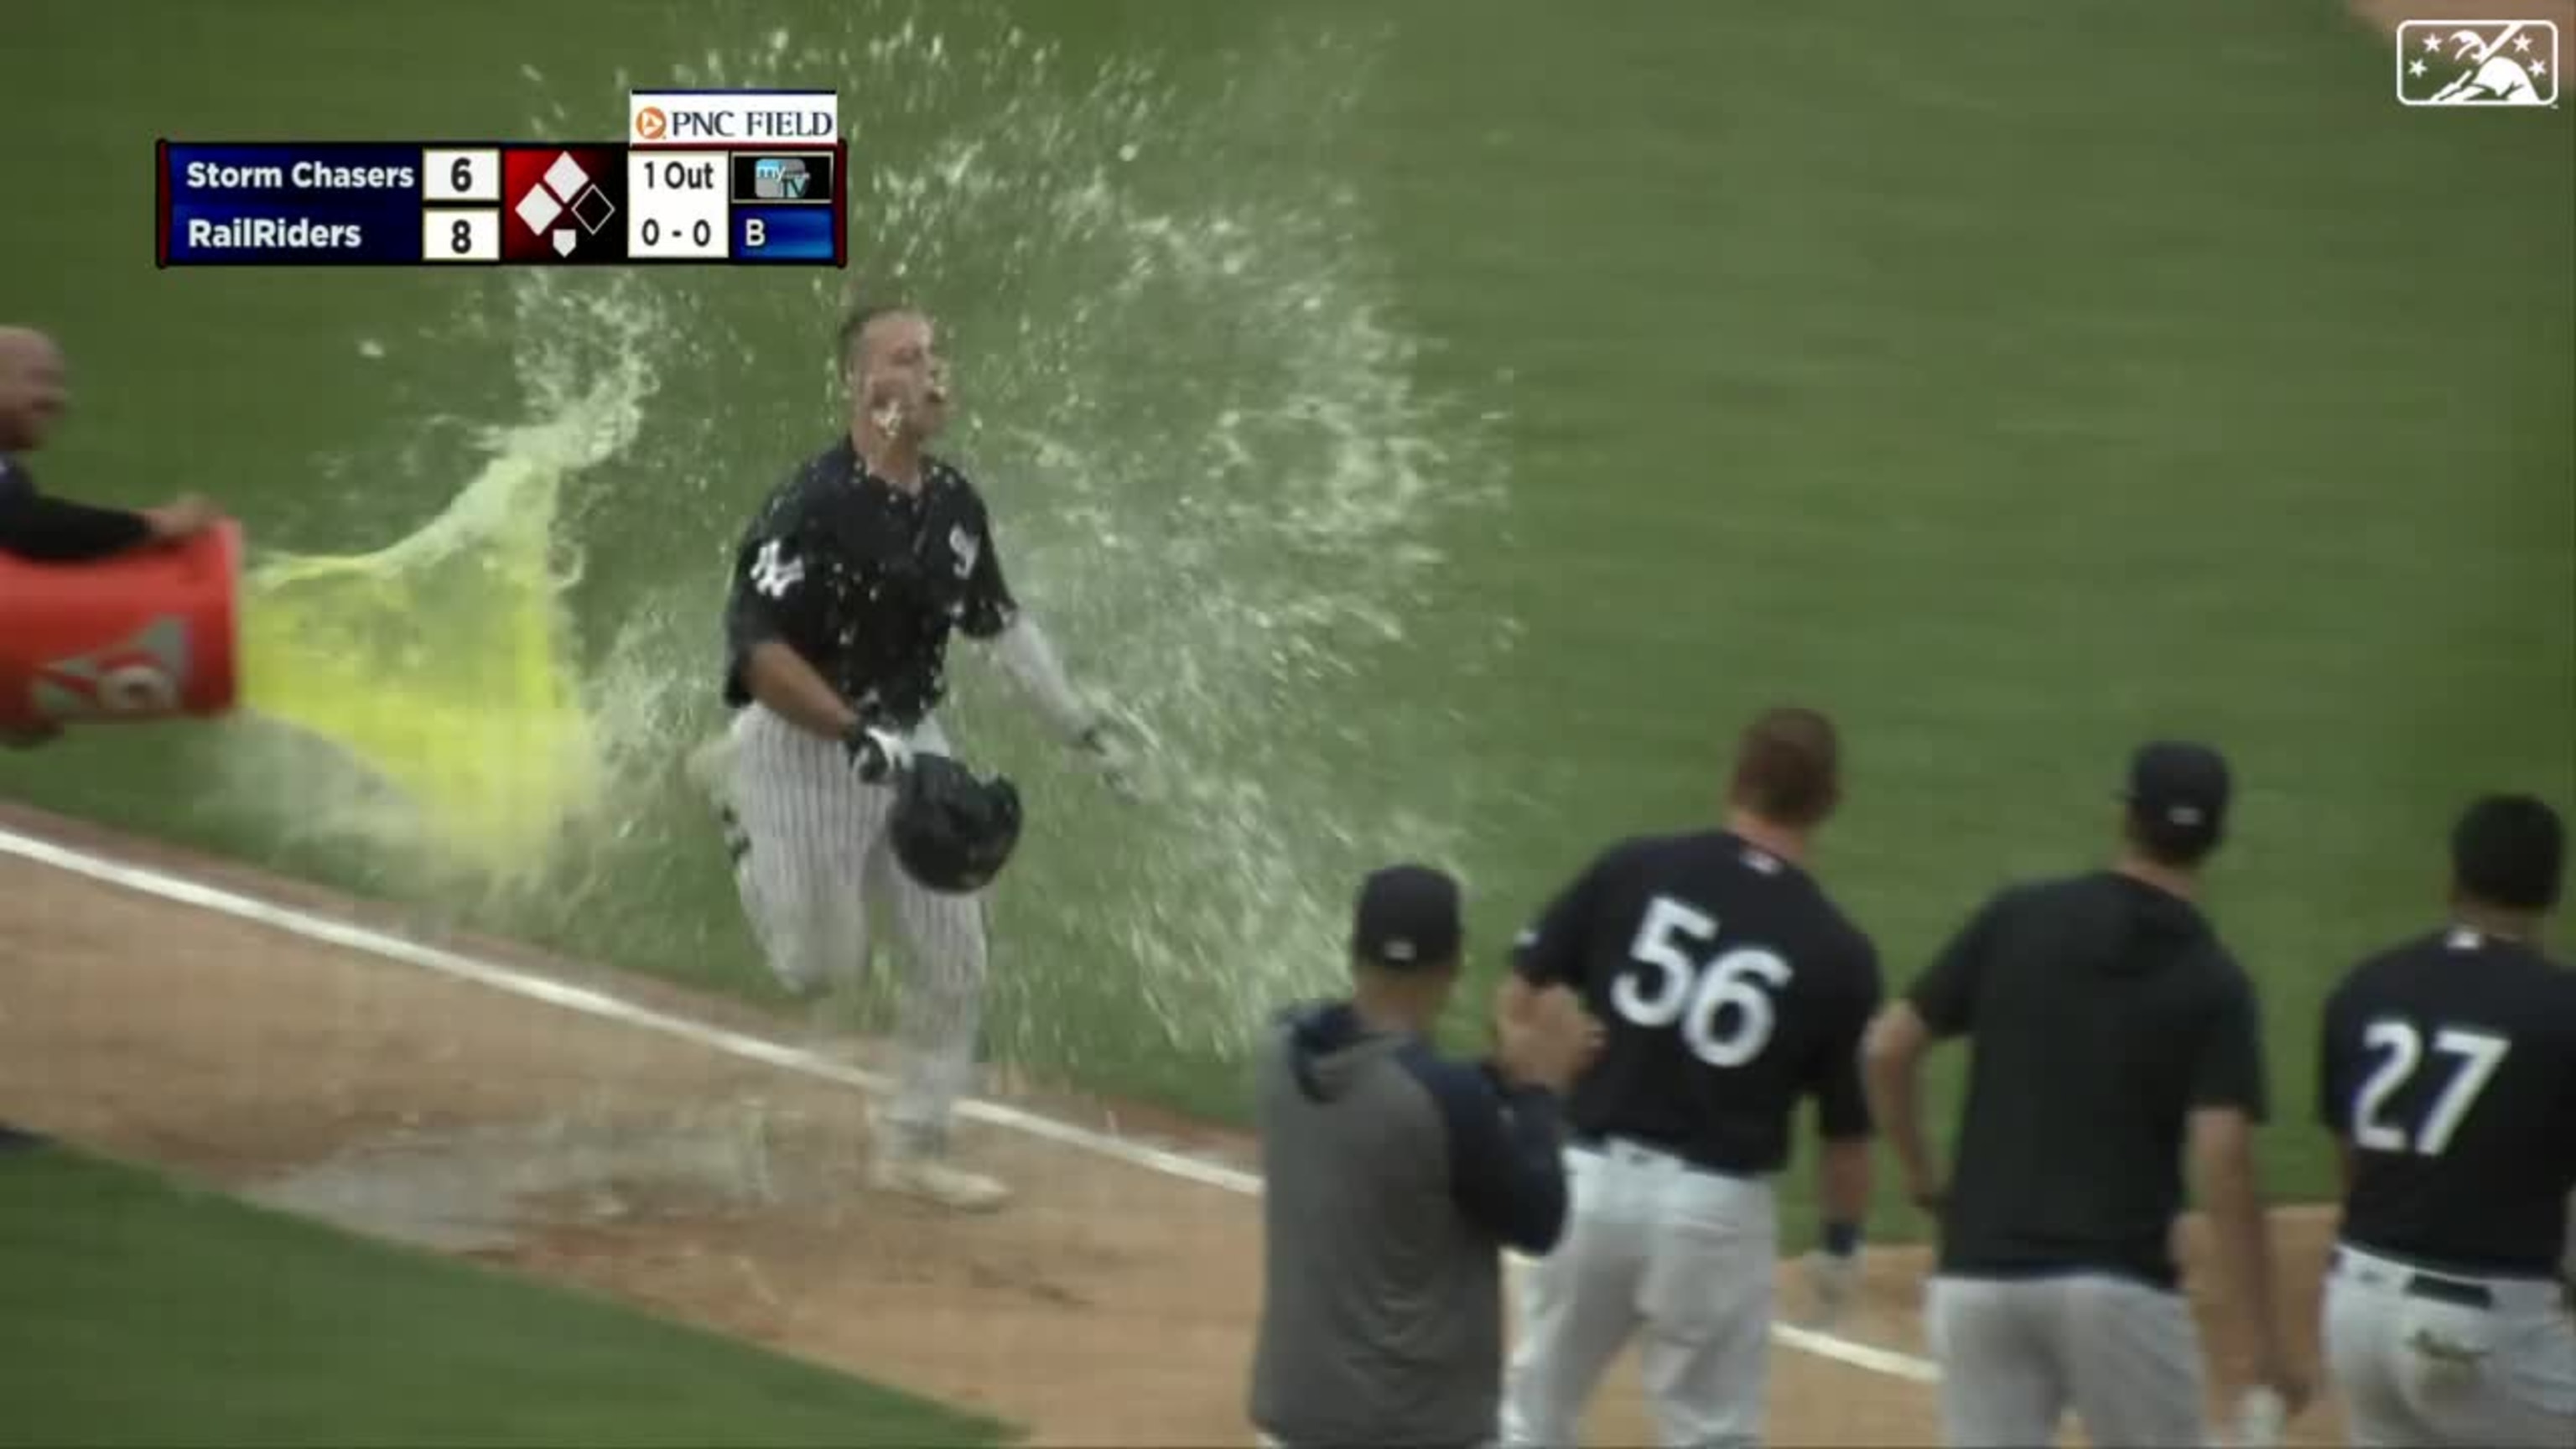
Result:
[233, 407, 613, 880]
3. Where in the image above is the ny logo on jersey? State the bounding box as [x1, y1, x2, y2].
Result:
[948, 524, 979, 579]
[750, 539, 806, 599]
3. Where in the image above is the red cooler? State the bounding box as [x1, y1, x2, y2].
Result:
[0, 521, 242, 730]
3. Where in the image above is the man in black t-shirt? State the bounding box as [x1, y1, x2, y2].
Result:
[1862, 741, 2308, 1446]
[2317, 794, 2576, 1446]
[689, 304, 1141, 1212]
[1498, 707, 1883, 1449]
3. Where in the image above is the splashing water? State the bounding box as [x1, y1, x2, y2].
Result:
[216, 275, 662, 894]
[225, 5, 1510, 1081]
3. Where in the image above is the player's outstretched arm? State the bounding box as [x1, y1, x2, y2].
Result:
[985, 614, 1100, 742]
[984, 615, 1146, 797]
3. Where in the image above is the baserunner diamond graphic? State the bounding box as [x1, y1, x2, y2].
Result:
[514, 184, 564, 234]
[572, 184, 615, 234]
[543, 151, 591, 202]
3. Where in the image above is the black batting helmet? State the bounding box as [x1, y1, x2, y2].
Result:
[890, 754, 1024, 894]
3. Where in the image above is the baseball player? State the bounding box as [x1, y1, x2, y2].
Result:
[2316, 793, 2576, 1446]
[1861, 740, 2309, 1446]
[1498, 706, 1884, 1449]
[0, 325, 222, 749]
[698, 303, 1138, 1212]
[1249, 864, 1602, 1449]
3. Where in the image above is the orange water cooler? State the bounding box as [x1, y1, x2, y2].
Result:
[0, 522, 242, 730]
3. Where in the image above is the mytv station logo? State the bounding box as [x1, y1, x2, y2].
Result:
[630, 90, 839, 146]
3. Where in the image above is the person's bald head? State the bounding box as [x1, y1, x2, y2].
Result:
[0, 327, 68, 452]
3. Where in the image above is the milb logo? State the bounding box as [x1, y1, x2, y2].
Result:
[2397, 19, 2558, 106]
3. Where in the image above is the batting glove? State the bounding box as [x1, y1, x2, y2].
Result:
[842, 721, 911, 783]
[1074, 718, 1147, 803]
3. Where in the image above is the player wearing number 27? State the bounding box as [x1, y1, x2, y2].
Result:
[1498, 707, 1883, 1449]
[2316, 794, 2576, 1446]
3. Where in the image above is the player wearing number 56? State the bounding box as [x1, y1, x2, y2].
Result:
[0, 326, 229, 750]
[1495, 706, 1883, 1449]
[1862, 740, 2311, 1446]
[2316, 795, 2576, 1447]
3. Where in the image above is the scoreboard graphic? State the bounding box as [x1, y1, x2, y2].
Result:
[157, 90, 844, 267]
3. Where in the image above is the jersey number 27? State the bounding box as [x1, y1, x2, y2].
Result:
[1616, 896, 1793, 1069]
[2350, 1018, 2511, 1157]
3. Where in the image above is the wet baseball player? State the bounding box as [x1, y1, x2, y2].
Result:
[696, 302, 1139, 1212]
[1249, 864, 1603, 1449]
[0, 325, 222, 749]
[2316, 792, 2576, 1446]
[1861, 740, 2309, 1446]
[1498, 706, 1883, 1449]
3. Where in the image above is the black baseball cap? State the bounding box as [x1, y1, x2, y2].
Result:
[2121, 740, 2231, 847]
[1351, 864, 1463, 971]
[2450, 793, 2565, 911]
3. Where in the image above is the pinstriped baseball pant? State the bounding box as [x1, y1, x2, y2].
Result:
[719, 703, 987, 1145]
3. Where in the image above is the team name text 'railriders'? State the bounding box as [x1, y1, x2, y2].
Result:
[184, 217, 365, 249]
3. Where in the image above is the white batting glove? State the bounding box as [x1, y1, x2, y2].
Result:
[842, 722, 911, 784]
[1074, 715, 1149, 802]
[1801, 1249, 1860, 1331]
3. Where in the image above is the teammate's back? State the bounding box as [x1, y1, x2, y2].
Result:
[2318, 794, 2576, 1447]
[1501, 707, 1881, 1449]
[2324, 928, 2576, 1275]
[1529, 827, 1878, 1175]
[1865, 740, 2306, 1446]
[1927, 869, 2259, 1285]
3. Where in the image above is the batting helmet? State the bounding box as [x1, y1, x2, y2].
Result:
[890, 754, 1024, 894]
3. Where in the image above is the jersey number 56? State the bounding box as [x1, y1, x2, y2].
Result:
[1616, 896, 1794, 1068]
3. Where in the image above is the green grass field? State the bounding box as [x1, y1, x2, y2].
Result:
[0, 1137, 1007, 1446]
[3, 0, 2569, 1245]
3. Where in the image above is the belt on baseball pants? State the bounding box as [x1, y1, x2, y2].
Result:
[2330, 1246, 2495, 1310]
[1567, 1133, 1753, 1182]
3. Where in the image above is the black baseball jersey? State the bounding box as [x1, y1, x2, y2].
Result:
[722, 439, 1018, 727]
[2318, 926, 2576, 1277]
[1513, 830, 1883, 1177]
[0, 454, 151, 562]
[1908, 872, 2267, 1290]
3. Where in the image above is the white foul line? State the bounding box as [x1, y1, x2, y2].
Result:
[0, 822, 1940, 1386]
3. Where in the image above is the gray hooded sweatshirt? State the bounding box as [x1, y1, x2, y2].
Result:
[1247, 1000, 1571, 1449]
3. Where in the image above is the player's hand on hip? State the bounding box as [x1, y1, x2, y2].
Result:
[842, 721, 911, 783]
